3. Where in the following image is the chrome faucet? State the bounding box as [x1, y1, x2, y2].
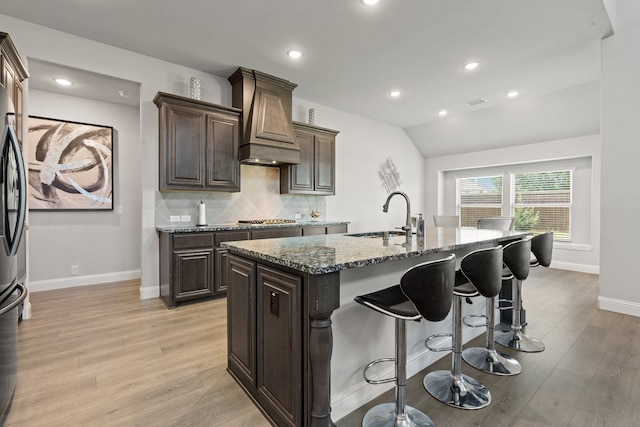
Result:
[383, 191, 412, 241]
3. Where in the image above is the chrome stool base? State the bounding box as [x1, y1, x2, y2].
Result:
[495, 330, 545, 353]
[423, 370, 491, 410]
[461, 347, 522, 376]
[362, 403, 436, 427]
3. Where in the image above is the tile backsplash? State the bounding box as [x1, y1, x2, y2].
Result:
[155, 165, 327, 226]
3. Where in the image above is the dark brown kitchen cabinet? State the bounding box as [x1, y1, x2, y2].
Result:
[303, 224, 348, 235]
[280, 122, 338, 195]
[227, 254, 257, 391]
[227, 254, 303, 427]
[327, 224, 348, 234]
[256, 265, 302, 426]
[214, 231, 251, 294]
[251, 227, 303, 240]
[159, 232, 216, 308]
[154, 92, 241, 192]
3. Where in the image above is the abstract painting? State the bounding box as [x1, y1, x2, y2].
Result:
[27, 116, 113, 210]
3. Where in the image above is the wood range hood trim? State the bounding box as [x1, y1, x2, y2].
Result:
[228, 67, 301, 166]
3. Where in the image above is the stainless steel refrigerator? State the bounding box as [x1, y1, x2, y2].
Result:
[0, 82, 28, 424]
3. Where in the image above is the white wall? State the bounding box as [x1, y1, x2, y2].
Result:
[600, 0, 640, 316]
[27, 89, 141, 290]
[425, 134, 601, 273]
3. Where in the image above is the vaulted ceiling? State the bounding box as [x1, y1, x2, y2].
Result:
[0, 0, 612, 157]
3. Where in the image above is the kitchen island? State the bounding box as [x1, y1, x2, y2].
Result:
[223, 227, 529, 427]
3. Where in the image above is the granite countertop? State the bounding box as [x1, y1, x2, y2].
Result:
[222, 227, 530, 275]
[156, 220, 350, 233]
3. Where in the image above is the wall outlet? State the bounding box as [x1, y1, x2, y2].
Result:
[71, 265, 79, 275]
[180, 215, 191, 222]
[116, 205, 124, 215]
[170, 216, 181, 222]
[294, 213, 302, 219]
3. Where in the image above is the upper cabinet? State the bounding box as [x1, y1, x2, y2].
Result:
[0, 32, 29, 143]
[154, 92, 241, 192]
[280, 122, 339, 196]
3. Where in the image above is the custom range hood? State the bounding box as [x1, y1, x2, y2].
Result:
[228, 67, 300, 166]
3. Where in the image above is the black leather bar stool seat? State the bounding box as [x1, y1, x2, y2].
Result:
[460, 245, 522, 376]
[354, 254, 456, 427]
[423, 246, 504, 410]
[495, 237, 545, 352]
[530, 231, 553, 268]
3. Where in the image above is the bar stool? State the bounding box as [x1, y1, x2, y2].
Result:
[422, 246, 503, 410]
[530, 231, 553, 268]
[354, 254, 456, 427]
[495, 238, 545, 352]
[460, 246, 522, 376]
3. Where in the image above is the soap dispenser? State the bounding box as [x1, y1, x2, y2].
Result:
[416, 213, 425, 238]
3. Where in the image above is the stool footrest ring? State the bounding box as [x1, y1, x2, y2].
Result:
[497, 298, 514, 311]
[425, 333, 453, 352]
[363, 357, 396, 384]
[463, 314, 488, 328]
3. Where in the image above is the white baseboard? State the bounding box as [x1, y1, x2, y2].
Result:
[28, 270, 141, 292]
[550, 261, 599, 275]
[330, 326, 485, 421]
[140, 285, 159, 299]
[598, 296, 640, 318]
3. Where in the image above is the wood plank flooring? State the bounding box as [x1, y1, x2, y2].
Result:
[4, 281, 270, 427]
[337, 268, 640, 427]
[4, 268, 637, 426]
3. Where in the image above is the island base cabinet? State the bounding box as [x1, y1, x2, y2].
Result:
[227, 255, 257, 391]
[256, 266, 302, 427]
[227, 255, 303, 427]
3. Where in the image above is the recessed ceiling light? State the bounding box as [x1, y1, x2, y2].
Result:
[438, 110, 448, 116]
[287, 50, 302, 59]
[362, 0, 380, 5]
[118, 90, 132, 98]
[389, 90, 401, 97]
[464, 62, 479, 70]
[54, 78, 73, 86]
[507, 90, 519, 98]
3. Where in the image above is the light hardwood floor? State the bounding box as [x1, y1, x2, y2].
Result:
[338, 268, 640, 427]
[5, 268, 638, 426]
[5, 282, 270, 427]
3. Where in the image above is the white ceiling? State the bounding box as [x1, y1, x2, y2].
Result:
[1, 0, 612, 157]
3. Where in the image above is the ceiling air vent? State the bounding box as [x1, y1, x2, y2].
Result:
[464, 97, 487, 106]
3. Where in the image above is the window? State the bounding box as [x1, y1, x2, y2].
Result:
[510, 170, 572, 241]
[456, 175, 503, 227]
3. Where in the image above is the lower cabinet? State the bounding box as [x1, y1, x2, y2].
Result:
[227, 255, 303, 426]
[214, 231, 251, 294]
[159, 224, 346, 308]
[227, 255, 257, 390]
[159, 232, 216, 308]
[303, 224, 348, 235]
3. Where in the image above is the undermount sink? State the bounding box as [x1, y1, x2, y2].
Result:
[347, 230, 407, 238]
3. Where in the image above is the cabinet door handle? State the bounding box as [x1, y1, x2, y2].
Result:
[270, 290, 279, 317]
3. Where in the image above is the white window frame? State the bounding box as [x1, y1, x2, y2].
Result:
[509, 169, 574, 242]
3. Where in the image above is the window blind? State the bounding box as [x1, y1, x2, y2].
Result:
[511, 170, 572, 241]
[456, 175, 503, 227]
